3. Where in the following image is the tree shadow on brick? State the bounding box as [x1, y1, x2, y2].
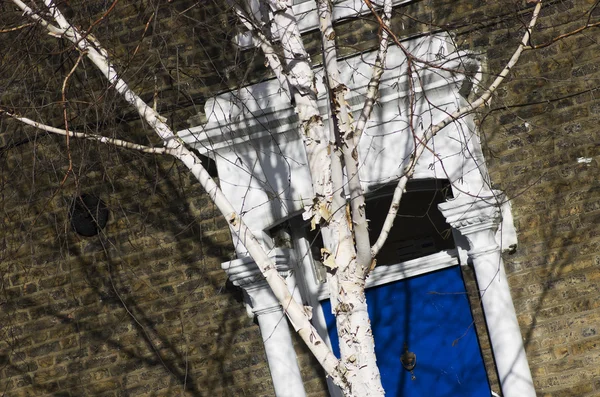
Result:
[0, 132, 272, 396]
[479, 68, 600, 394]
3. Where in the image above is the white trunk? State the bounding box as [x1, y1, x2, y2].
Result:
[317, 0, 384, 395]
[317, 0, 371, 274]
[266, 0, 333, 202]
[265, 2, 387, 395]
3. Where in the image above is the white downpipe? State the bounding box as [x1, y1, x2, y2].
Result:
[439, 194, 536, 397]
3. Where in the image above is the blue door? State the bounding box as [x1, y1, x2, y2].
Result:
[321, 266, 491, 396]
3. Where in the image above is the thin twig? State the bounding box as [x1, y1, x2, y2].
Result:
[371, 1, 543, 257]
[526, 21, 600, 49]
[354, 0, 392, 144]
[60, 51, 85, 185]
[1, 110, 170, 155]
[0, 22, 35, 33]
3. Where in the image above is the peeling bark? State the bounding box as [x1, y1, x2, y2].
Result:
[317, 0, 383, 394]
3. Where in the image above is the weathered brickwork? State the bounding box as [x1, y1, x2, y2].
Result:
[472, 3, 600, 397]
[458, 1, 600, 396]
[1, 0, 600, 396]
[0, 133, 279, 396]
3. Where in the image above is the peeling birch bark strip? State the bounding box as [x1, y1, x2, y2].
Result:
[317, 1, 384, 395]
[317, 0, 371, 275]
[371, 1, 543, 257]
[11, 0, 346, 388]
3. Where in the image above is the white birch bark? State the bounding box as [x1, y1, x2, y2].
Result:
[317, 0, 384, 394]
[318, 0, 372, 275]
[252, 1, 387, 394]
[265, 0, 334, 203]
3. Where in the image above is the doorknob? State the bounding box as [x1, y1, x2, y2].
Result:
[401, 343, 417, 381]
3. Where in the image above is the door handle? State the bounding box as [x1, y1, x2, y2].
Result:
[401, 343, 417, 381]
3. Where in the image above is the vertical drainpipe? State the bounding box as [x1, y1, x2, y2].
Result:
[439, 193, 536, 397]
[223, 249, 307, 397]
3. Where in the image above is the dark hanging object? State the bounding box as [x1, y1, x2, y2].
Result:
[70, 194, 109, 237]
[55, 0, 74, 19]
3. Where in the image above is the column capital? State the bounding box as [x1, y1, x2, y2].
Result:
[221, 248, 295, 315]
[438, 192, 504, 257]
[438, 191, 503, 232]
[223, 249, 307, 397]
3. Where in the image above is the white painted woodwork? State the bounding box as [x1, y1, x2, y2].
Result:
[439, 194, 536, 397]
[223, 249, 307, 397]
[179, 34, 529, 396]
[178, 35, 490, 251]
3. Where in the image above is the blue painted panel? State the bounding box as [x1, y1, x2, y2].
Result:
[321, 266, 491, 396]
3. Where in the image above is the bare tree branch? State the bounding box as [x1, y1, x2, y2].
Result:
[371, 1, 543, 257]
[0, 22, 35, 33]
[354, 0, 392, 144]
[10, 0, 345, 386]
[0, 109, 171, 154]
[10, 0, 65, 36]
[59, 51, 85, 183]
[318, 0, 374, 277]
[235, 5, 289, 92]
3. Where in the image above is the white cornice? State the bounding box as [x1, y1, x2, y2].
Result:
[235, 0, 414, 49]
[177, 38, 474, 156]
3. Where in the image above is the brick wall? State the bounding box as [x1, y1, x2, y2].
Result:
[0, 132, 277, 396]
[479, 2, 600, 395]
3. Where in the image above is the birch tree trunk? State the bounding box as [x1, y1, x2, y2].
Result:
[316, 0, 385, 394]
[261, 0, 387, 394]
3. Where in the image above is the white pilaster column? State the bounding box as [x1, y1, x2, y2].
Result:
[223, 249, 307, 397]
[439, 194, 535, 397]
